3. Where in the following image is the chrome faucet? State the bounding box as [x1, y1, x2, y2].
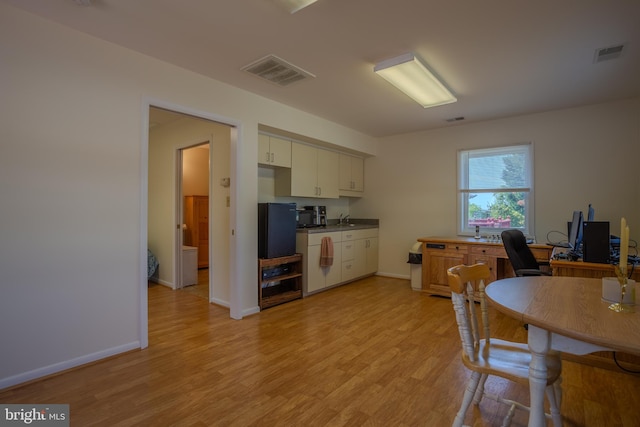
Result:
[339, 214, 350, 225]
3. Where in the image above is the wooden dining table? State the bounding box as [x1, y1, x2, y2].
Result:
[485, 275, 640, 427]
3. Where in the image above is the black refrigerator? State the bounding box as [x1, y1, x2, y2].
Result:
[258, 203, 297, 259]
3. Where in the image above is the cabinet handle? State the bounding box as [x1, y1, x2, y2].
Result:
[318, 187, 321, 196]
[271, 153, 274, 163]
[265, 152, 270, 163]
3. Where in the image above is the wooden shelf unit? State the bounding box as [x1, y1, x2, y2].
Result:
[258, 254, 303, 309]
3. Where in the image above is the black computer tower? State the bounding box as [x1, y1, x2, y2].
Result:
[582, 221, 610, 264]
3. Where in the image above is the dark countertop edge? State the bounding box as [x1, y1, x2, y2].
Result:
[297, 219, 379, 234]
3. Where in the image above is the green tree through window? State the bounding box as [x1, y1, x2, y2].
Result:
[459, 144, 533, 235]
[489, 154, 525, 228]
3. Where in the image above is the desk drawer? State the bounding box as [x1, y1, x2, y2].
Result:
[424, 243, 469, 253]
[531, 247, 552, 261]
[470, 245, 506, 257]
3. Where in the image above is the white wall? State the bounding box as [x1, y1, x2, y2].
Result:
[182, 145, 210, 197]
[352, 98, 640, 278]
[0, 3, 377, 389]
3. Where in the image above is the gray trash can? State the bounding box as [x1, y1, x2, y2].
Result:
[408, 242, 422, 290]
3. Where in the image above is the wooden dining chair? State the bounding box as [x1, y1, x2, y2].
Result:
[447, 263, 563, 427]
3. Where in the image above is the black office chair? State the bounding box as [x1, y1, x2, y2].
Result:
[501, 229, 551, 277]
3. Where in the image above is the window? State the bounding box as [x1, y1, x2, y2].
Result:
[458, 144, 533, 237]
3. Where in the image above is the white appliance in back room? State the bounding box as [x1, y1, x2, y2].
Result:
[181, 246, 198, 287]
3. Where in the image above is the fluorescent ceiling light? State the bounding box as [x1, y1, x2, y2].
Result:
[374, 53, 456, 108]
[275, 0, 318, 14]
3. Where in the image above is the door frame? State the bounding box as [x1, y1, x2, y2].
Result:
[140, 98, 242, 349]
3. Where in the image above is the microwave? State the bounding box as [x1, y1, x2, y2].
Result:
[296, 207, 326, 228]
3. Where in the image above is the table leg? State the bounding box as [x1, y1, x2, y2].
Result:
[528, 325, 551, 427]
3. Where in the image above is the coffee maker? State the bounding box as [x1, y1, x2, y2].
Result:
[305, 205, 327, 226]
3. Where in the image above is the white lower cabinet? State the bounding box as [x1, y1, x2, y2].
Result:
[342, 228, 378, 282]
[297, 231, 342, 295]
[364, 236, 378, 274]
[296, 228, 378, 295]
[341, 234, 361, 282]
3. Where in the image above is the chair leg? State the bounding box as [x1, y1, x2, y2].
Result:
[452, 371, 482, 427]
[544, 375, 563, 427]
[545, 380, 562, 427]
[472, 373, 488, 404]
[553, 376, 563, 410]
[501, 403, 517, 427]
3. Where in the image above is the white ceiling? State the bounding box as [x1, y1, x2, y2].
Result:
[5, 0, 640, 137]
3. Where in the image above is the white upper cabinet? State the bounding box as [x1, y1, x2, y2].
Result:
[315, 148, 340, 198]
[275, 142, 339, 199]
[291, 143, 317, 197]
[339, 154, 364, 196]
[258, 134, 291, 168]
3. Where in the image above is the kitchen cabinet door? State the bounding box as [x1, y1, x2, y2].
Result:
[302, 232, 342, 294]
[290, 143, 318, 197]
[258, 134, 291, 167]
[258, 134, 271, 166]
[306, 244, 326, 293]
[316, 149, 339, 198]
[268, 136, 291, 168]
[364, 237, 378, 275]
[280, 142, 339, 198]
[339, 154, 364, 193]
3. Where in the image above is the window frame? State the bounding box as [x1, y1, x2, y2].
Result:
[457, 143, 534, 237]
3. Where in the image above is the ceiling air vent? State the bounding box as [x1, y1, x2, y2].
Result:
[594, 44, 625, 63]
[445, 116, 465, 123]
[242, 55, 315, 86]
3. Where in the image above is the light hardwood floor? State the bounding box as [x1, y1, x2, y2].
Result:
[178, 268, 209, 300]
[1, 276, 639, 426]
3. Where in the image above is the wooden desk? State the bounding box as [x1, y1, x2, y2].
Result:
[551, 256, 640, 281]
[417, 236, 552, 296]
[486, 276, 640, 427]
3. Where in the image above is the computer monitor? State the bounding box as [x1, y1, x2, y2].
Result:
[568, 210, 583, 250]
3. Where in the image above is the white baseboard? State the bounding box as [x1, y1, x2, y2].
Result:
[244, 306, 261, 316]
[210, 297, 229, 308]
[375, 272, 411, 280]
[155, 278, 174, 289]
[0, 341, 140, 391]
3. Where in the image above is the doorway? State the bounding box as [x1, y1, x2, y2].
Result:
[180, 143, 211, 300]
[147, 105, 234, 309]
